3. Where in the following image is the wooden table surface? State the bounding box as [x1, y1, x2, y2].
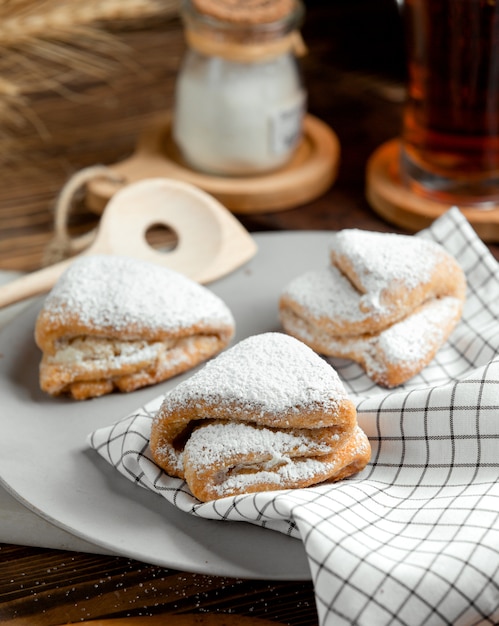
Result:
[1, 2, 497, 625]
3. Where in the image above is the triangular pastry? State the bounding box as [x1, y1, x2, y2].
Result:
[35, 255, 235, 400]
[279, 229, 466, 387]
[150, 332, 371, 501]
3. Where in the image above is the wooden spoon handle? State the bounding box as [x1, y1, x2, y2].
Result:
[0, 258, 72, 309]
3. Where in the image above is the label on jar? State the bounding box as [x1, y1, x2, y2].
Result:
[269, 92, 307, 156]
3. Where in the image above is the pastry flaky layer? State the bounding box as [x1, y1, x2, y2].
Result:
[279, 229, 467, 388]
[34, 255, 235, 400]
[150, 332, 371, 502]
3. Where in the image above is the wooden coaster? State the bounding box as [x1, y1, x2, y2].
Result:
[366, 138, 499, 242]
[86, 113, 340, 215]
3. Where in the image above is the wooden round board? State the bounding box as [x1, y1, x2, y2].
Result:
[85, 113, 340, 215]
[366, 138, 499, 242]
[83, 616, 279, 626]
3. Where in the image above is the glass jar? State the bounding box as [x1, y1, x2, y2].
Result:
[172, 0, 307, 176]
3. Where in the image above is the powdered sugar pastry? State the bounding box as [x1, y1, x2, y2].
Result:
[279, 229, 467, 387]
[150, 332, 371, 501]
[35, 255, 235, 399]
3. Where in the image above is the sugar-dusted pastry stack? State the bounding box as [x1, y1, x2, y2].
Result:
[35, 255, 235, 400]
[150, 332, 371, 502]
[279, 229, 467, 387]
[37, 228, 467, 502]
[35, 254, 370, 500]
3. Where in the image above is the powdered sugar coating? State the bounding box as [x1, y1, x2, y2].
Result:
[330, 229, 442, 293]
[281, 266, 376, 327]
[48, 337, 164, 370]
[281, 232, 462, 334]
[41, 254, 235, 334]
[375, 297, 461, 367]
[184, 422, 370, 498]
[281, 295, 463, 387]
[159, 332, 349, 420]
[185, 421, 336, 470]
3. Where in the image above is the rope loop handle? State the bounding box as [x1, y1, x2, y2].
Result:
[43, 165, 124, 266]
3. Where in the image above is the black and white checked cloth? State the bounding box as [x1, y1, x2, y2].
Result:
[90, 208, 499, 625]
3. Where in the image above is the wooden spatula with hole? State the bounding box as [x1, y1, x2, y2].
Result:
[0, 178, 257, 309]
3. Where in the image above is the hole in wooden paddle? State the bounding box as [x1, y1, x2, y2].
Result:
[145, 223, 179, 252]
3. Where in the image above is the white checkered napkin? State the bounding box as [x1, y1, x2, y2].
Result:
[89, 209, 499, 626]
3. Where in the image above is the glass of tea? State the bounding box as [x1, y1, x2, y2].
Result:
[400, 0, 499, 206]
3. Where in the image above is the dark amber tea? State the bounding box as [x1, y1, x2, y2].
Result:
[401, 0, 499, 205]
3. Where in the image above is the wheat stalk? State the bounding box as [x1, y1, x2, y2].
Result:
[0, 0, 179, 139]
[0, 0, 175, 44]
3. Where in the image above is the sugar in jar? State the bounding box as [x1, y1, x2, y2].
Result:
[172, 0, 307, 176]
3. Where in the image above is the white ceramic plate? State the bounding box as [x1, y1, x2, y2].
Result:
[0, 232, 333, 580]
